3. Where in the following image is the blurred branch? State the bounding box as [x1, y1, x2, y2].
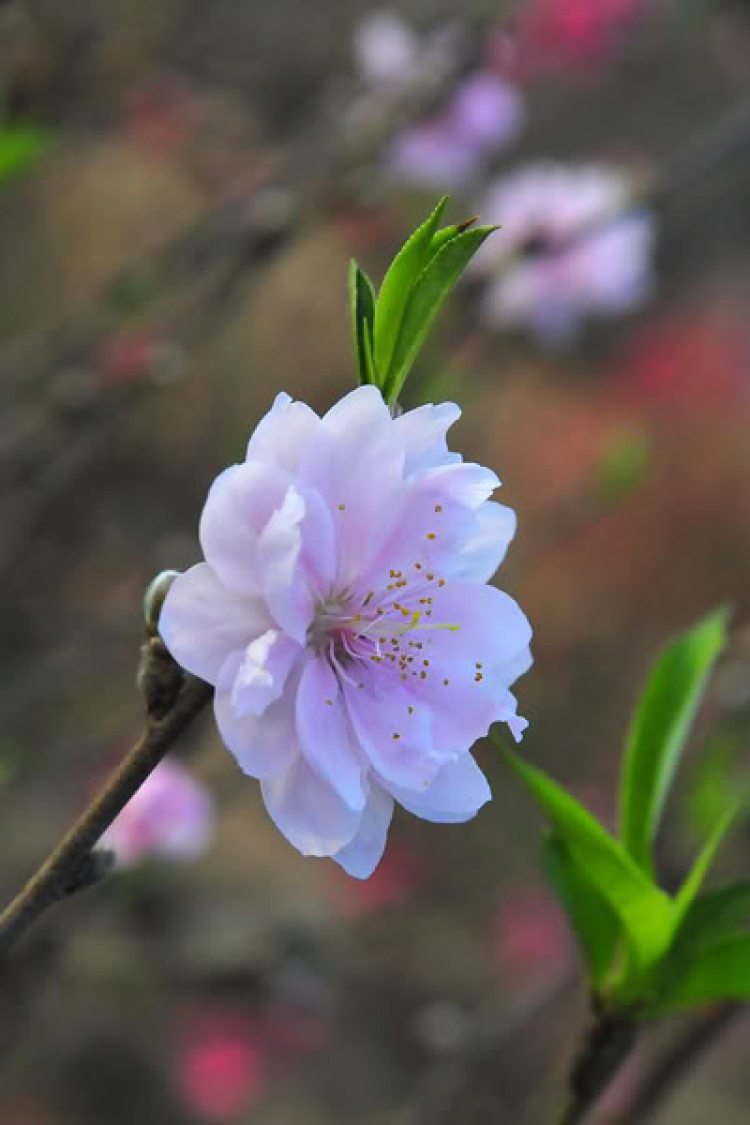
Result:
[0, 634, 212, 958]
[601, 1003, 744, 1125]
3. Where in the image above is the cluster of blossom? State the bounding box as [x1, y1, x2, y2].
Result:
[354, 11, 524, 190]
[103, 758, 213, 865]
[160, 387, 532, 878]
[353, 11, 655, 343]
[469, 163, 655, 344]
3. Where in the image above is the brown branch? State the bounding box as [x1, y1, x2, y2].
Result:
[0, 637, 212, 959]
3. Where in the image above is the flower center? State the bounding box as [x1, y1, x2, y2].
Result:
[308, 571, 464, 690]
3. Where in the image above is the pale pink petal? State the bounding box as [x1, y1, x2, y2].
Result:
[261, 755, 362, 857]
[160, 563, 271, 684]
[385, 752, 491, 823]
[255, 486, 313, 644]
[231, 629, 302, 717]
[215, 653, 301, 779]
[246, 392, 321, 473]
[451, 501, 517, 582]
[393, 401, 462, 475]
[296, 657, 366, 810]
[333, 783, 394, 878]
[199, 461, 290, 595]
[343, 678, 441, 791]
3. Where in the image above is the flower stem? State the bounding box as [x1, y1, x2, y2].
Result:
[0, 640, 212, 959]
[556, 1005, 638, 1125]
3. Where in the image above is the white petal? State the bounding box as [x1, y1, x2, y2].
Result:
[296, 658, 366, 809]
[159, 563, 270, 684]
[333, 784, 394, 878]
[261, 755, 362, 857]
[199, 461, 291, 595]
[255, 486, 314, 644]
[214, 652, 300, 779]
[232, 629, 301, 717]
[385, 753, 491, 823]
[451, 501, 517, 583]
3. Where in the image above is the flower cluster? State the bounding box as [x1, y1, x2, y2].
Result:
[160, 387, 532, 877]
[470, 163, 655, 344]
[388, 72, 525, 190]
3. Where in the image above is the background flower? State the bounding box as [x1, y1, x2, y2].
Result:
[160, 387, 532, 878]
[470, 163, 655, 344]
[103, 758, 213, 865]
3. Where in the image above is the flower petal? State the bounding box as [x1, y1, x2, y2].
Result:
[159, 563, 270, 684]
[246, 392, 321, 473]
[255, 485, 314, 644]
[394, 401, 462, 476]
[343, 678, 439, 791]
[261, 754, 362, 857]
[425, 581, 532, 675]
[333, 783, 394, 878]
[215, 653, 300, 779]
[231, 629, 301, 717]
[451, 501, 517, 583]
[299, 386, 406, 584]
[199, 461, 291, 595]
[296, 657, 366, 810]
[385, 752, 491, 823]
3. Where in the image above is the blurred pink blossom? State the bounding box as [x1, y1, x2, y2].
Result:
[619, 315, 750, 409]
[493, 885, 571, 980]
[389, 72, 524, 189]
[471, 163, 655, 344]
[514, 0, 647, 73]
[103, 759, 213, 865]
[177, 1017, 265, 1121]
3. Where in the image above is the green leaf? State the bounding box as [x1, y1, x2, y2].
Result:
[382, 224, 498, 405]
[0, 125, 52, 182]
[651, 933, 750, 1012]
[673, 797, 743, 929]
[506, 752, 675, 971]
[349, 260, 377, 386]
[543, 833, 623, 988]
[675, 882, 750, 954]
[620, 608, 728, 875]
[373, 197, 448, 387]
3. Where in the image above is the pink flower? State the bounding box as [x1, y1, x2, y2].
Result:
[471, 163, 654, 343]
[388, 72, 524, 189]
[103, 759, 213, 865]
[516, 0, 646, 73]
[160, 387, 532, 878]
[493, 886, 571, 980]
[177, 1017, 265, 1121]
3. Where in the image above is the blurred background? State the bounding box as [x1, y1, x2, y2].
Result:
[2, 0, 750, 1121]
